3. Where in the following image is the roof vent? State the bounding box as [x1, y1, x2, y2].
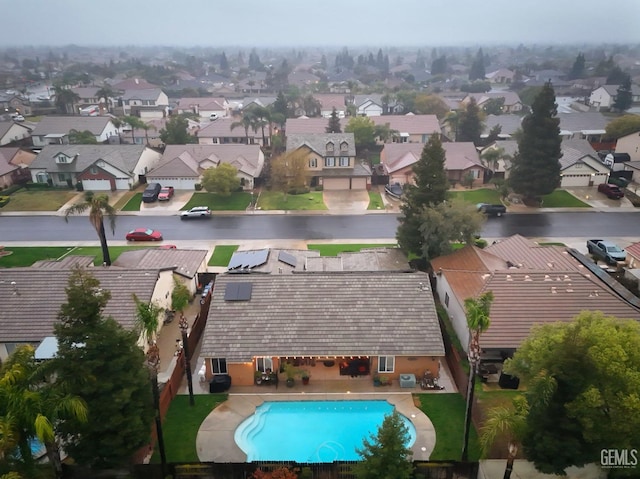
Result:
[11, 281, 20, 296]
[589, 291, 599, 298]
[551, 286, 557, 294]
[544, 275, 552, 281]
[524, 275, 532, 281]
[506, 275, 513, 281]
[564, 275, 571, 281]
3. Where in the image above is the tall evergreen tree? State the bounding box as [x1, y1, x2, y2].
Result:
[396, 135, 448, 256]
[568, 52, 585, 80]
[431, 55, 447, 75]
[53, 268, 155, 469]
[469, 48, 486, 81]
[272, 91, 289, 118]
[325, 107, 341, 133]
[219, 51, 229, 71]
[612, 74, 633, 112]
[508, 81, 561, 203]
[457, 97, 483, 145]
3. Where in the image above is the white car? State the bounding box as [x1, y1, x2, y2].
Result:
[11, 114, 25, 122]
[180, 206, 211, 219]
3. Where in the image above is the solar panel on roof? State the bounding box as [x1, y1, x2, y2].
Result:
[227, 250, 269, 270]
[278, 251, 297, 268]
[224, 282, 253, 301]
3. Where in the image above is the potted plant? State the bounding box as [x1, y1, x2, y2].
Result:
[379, 375, 391, 386]
[254, 370, 263, 385]
[301, 370, 310, 385]
[373, 374, 381, 387]
[283, 363, 298, 388]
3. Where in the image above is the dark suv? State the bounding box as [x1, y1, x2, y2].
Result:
[597, 183, 624, 199]
[477, 203, 507, 217]
[142, 183, 162, 203]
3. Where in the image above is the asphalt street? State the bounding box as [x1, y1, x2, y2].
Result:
[1, 211, 640, 243]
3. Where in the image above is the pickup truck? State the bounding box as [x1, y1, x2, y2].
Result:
[586, 239, 626, 265]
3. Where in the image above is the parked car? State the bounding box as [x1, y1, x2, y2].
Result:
[608, 176, 630, 188]
[384, 183, 403, 199]
[586, 239, 626, 264]
[477, 203, 507, 217]
[125, 228, 163, 242]
[158, 244, 177, 249]
[597, 183, 624, 199]
[11, 114, 25, 122]
[181, 206, 212, 219]
[158, 186, 175, 201]
[142, 183, 162, 203]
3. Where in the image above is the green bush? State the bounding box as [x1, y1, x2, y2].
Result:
[3, 184, 24, 195]
[194, 183, 203, 191]
[314, 185, 324, 191]
[474, 238, 488, 249]
[287, 187, 311, 195]
[24, 182, 52, 190]
[0, 196, 10, 207]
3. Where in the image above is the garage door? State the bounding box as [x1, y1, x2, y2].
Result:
[82, 179, 111, 191]
[560, 174, 590, 187]
[323, 177, 350, 190]
[350, 177, 367, 190]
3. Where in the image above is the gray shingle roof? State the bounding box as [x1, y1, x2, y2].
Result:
[30, 144, 148, 174]
[0, 268, 160, 343]
[30, 116, 113, 136]
[112, 248, 207, 279]
[483, 114, 522, 136]
[557, 111, 609, 133]
[286, 133, 356, 157]
[200, 272, 444, 361]
[121, 88, 164, 101]
[559, 139, 600, 169]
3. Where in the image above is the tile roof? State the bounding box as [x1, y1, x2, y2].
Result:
[177, 97, 226, 111]
[485, 235, 582, 271]
[285, 117, 332, 135]
[381, 142, 484, 174]
[0, 268, 160, 343]
[314, 94, 347, 110]
[559, 139, 602, 170]
[112, 248, 208, 279]
[441, 142, 484, 170]
[465, 91, 522, 107]
[197, 118, 254, 138]
[0, 147, 20, 176]
[627, 241, 640, 260]
[557, 111, 609, 133]
[30, 144, 149, 174]
[148, 144, 264, 178]
[285, 114, 441, 136]
[200, 272, 444, 361]
[30, 116, 113, 136]
[286, 133, 357, 157]
[122, 88, 165, 101]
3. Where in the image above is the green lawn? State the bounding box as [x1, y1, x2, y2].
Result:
[541, 190, 590, 208]
[209, 245, 239, 266]
[367, 191, 384, 210]
[71, 246, 155, 265]
[153, 394, 227, 463]
[0, 190, 78, 211]
[0, 246, 73, 267]
[121, 193, 143, 211]
[416, 393, 481, 461]
[257, 191, 327, 210]
[307, 243, 398, 256]
[369, 152, 381, 165]
[182, 192, 251, 211]
[448, 188, 501, 205]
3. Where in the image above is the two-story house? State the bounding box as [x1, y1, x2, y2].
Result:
[30, 116, 120, 148]
[29, 144, 162, 190]
[176, 97, 228, 120]
[120, 88, 169, 119]
[0, 120, 32, 146]
[197, 118, 263, 146]
[589, 84, 640, 111]
[286, 133, 371, 190]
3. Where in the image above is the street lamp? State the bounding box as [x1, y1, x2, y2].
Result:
[145, 342, 167, 476]
[179, 315, 195, 406]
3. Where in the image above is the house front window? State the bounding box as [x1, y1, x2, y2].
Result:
[210, 358, 227, 374]
[340, 141, 348, 151]
[57, 173, 66, 182]
[326, 142, 334, 152]
[339, 156, 350, 167]
[256, 357, 273, 373]
[325, 157, 335, 167]
[90, 166, 97, 174]
[309, 158, 317, 168]
[378, 356, 395, 373]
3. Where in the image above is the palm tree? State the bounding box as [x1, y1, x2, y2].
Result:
[52, 84, 80, 115]
[479, 396, 528, 479]
[123, 115, 146, 144]
[231, 111, 256, 144]
[64, 191, 117, 266]
[95, 84, 116, 114]
[444, 111, 460, 141]
[461, 291, 494, 461]
[68, 129, 98, 145]
[133, 294, 164, 346]
[252, 105, 271, 147]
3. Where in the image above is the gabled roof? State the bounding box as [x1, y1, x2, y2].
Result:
[483, 114, 522, 137]
[71, 87, 100, 99]
[110, 78, 158, 90]
[442, 142, 484, 171]
[353, 94, 383, 107]
[112, 248, 208, 279]
[557, 111, 609, 134]
[122, 88, 165, 101]
[559, 139, 603, 170]
[177, 97, 226, 111]
[599, 84, 640, 96]
[148, 144, 264, 178]
[285, 114, 441, 137]
[30, 144, 148, 175]
[626, 241, 640, 260]
[200, 272, 444, 361]
[464, 91, 522, 107]
[314, 94, 347, 110]
[30, 116, 113, 136]
[286, 133, 356, 157]
[0, 268, 160, 343]
[381, 141, 484, 174]
[197, 118, 254, 138]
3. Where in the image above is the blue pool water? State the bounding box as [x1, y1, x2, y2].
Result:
[234, 400, 416, 463]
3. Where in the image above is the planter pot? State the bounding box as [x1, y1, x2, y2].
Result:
[302, 377, 310, 385]
[286, 378, 295, 388]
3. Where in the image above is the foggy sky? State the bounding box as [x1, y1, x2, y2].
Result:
[2, 0, 639, 48]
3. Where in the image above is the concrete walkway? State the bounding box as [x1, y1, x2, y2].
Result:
[196, 392, 436, 463]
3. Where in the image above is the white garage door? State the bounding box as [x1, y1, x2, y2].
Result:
[82, 179, 111, 191]
[323, 177, 350, 190]
[560, 174, 590, 187]
[116, 178, 132, 190]
[147, 178, 198, 190]
[350, 177, 367, 190]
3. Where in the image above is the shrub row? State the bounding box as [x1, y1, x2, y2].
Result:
[0, 196, 10, 207]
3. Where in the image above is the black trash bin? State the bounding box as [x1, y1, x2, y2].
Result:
[209, 374, 232, 393]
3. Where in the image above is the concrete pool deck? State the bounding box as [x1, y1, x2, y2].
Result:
[196, 392, 436, 462]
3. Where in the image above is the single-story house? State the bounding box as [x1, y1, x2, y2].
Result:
[176, 97, 228, 119]
[486, 68, 516, 84]
[626, 241, 640, 269]
[381, 142, 486, 187]
[482, 114, 522, 140]
[0, 147, 37, 187]
[589, 84, 640, 111]
[559, 139, 610, 187]
[286, 133, 371, 190]
[199, 271, 445, 385]
[0, 92, 32, 116]
[557, 111, 610, 144]
[29, 144, 162, 190]
[461, 92, 524, 114]
[614, 129, 640, 162]
[0, 120, 32, 146]
[431, 235, 640, 361]
[0, 266, 174, 361]
[112, 248, 208, 294]
[479, 140, 519, 179]
[197, 118, 264, 146]
[352, 95, 384, 117]
[30, 116, 120, 148]
[146, 144, 264, 190]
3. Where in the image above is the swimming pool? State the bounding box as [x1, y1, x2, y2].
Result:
[234, 400, 416, 463]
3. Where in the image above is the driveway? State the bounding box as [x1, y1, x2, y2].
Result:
[138, 191, 193, 215]
[322, 190, 370, 213]
[563, 186, 635, 209]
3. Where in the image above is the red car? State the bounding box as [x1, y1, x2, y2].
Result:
[125, 228, 163, 242]
[597, 183, 624, 199]
[158, 186, 175, 201]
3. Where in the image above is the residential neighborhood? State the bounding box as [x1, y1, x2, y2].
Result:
[1, 11, 640, 479]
